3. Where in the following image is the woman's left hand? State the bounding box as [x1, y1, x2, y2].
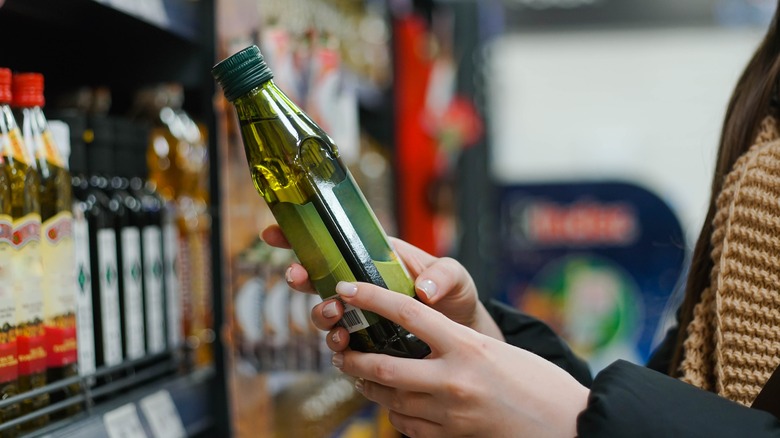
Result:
[331, 281, 589, 438]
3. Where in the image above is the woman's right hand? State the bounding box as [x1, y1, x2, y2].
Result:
[260, 224, 504, 351]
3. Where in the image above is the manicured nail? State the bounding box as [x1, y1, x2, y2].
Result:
[285, 266, 294, 283]
[331, 330, 341, 344]
[417, 279, 438, 300]
[322, 301, 339, 318]
[354, 378, 365, 394]
[332, 353, 344, 368]
[336, 281, 358, 297]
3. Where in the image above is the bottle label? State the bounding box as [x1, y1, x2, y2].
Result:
[0, 215, 17, 383]
[121, 227, 145, 360]
[41, 211, 78, 367]
[7, 128, 29, 163]
[142, 226, 165, 353]
[38, 129, 65, 168]
[97, 229, 122, 366]
[73, 212, 96, 376]
[163, 221, 182, 347]
[13, 214, 46, 376]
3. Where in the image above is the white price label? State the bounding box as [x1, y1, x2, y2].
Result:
[104, 403, 147, 438]
[140, 390, 186, 438]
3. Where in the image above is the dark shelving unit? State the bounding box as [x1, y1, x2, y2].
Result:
[0, 0, 229, 436]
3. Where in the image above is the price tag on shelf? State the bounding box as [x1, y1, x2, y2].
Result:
[140, 390, 186, 438]
[103, 403, 147, 438]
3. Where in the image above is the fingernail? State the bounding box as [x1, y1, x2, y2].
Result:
[354, 378, 365, 394]
[336, 281, 358, 297]
[285, 266, 293, 283]
[332, 353, 344, 368]
[331, 330, 341, 344]
[322, 301, 339, 318]
[417, 279, 438, 300]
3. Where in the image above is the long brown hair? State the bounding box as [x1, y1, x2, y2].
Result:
[669, 8, 780, 375]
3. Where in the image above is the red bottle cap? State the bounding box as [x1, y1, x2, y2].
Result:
[0, 69, 11, 104]
[12, 72, 45, 108]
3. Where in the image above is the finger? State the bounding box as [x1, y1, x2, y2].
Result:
[357, 380, 443, 424]
[413, 257, 474, 305]
[326, 327, 350, 352]
[389, 238, 438, 278]
[335, 281, 466, 352]
[260, 225, 290, 249]
[285, 263, 316, 294]
[311, 298, 344, 331]
[387, 410, 446, 438]
[336, 350, 441, 392]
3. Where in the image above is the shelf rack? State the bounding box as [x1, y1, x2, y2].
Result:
[0, 0, 228, 436]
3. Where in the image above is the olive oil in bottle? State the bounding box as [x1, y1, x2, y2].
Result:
[212, 46, 430, 359]
[9, 73, 49, 430]
[0, 67, 22, 437]
[13, 73, 80, 418]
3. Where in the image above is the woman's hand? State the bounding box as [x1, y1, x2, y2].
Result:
[331, 280, 589, 438]
[260, 225, 504, 351]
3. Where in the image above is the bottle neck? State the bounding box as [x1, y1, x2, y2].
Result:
[0, 104, 32, 165]
[18, 105, 66, 168]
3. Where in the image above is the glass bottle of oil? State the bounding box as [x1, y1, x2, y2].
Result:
[50, 111, 96, 379]
[0, 67, 22, 437]
[103, 118, 146, 362]
[115, 118, 166, 355]
[84, 116, 123, 370]
[13, 73, 81, 419]
[212, 46, 430, 359]
[9, 73, 48, 429]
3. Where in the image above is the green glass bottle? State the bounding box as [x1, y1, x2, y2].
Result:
[213, 46, 430, 359]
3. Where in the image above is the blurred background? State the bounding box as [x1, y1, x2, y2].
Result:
[214, 0, 775, 435]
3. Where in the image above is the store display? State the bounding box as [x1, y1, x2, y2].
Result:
[213, 45, 430, 359]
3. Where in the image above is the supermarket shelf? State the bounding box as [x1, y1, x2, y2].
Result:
[12, 356, 215, 438]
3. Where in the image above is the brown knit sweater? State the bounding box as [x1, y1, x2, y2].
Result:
[680, 116, 780, 406]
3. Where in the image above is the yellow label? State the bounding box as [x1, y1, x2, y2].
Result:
[41, 211, 77, 324]
[38, 130, 64, 168]
[7, 128, 29, 164]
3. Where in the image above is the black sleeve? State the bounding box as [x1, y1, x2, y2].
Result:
[645, 324, 679, 374]
[578, 360, 780, 437]
[482, 299, 592, 386]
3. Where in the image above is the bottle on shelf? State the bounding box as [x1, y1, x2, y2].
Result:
[83, 116, 123, 371]
[49, 111, 96, 379]
[105, 118, 147, 363]
[12, 73, 81, 419]
[0, 67, 22, 437]
[10, 72, 49, 430]
[132, 84, 212, 368]
[115, 118, 167, 356]
[212, 46, 431, 359]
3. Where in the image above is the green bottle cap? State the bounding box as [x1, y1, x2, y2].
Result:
[212, 45, 274, 102]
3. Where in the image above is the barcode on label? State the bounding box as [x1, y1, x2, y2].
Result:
[341, 303, 369, 333]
